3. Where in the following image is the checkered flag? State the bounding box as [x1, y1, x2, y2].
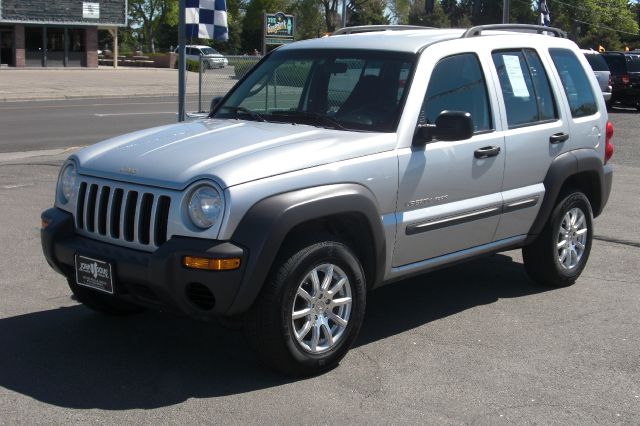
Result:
[185, 0, 229, 40]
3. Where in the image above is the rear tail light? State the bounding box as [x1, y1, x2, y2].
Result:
[621, 73, 630, 85]
[608, 74, 612, 86]
[605, 121, 614, 164]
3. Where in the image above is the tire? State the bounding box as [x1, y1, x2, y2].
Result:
[244, 240, 367, 377]
[523, 191, 593, 287]
[67, 278, 145, 316]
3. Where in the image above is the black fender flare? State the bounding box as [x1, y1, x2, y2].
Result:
[528, 149, 610, 238]
[226, 183, 387, 315]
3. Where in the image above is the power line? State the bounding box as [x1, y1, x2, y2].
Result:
[513, 0, 639, 36]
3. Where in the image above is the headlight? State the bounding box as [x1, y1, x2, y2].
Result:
[188, 185, 223, 229]
[58, 163, 77, 204]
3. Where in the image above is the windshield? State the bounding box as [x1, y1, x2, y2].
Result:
[201, 47, 219, 55]
[214, 49, 415, 132]
[584, 53, 609, 72]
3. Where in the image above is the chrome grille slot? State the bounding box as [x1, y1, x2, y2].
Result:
[154, 196, 171, 246]
[123, 191, 138, 242]
[76, 182, 87, 229]
[73, 177, 173, 251]
[97, 186, 110, 235]
[138, 193, 154, 245]
[85, 184, 98, 233]
[110, 188, 124, 239]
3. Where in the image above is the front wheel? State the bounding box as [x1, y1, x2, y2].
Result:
[523, 191, 593, 287]
[244, 240, 367, 376]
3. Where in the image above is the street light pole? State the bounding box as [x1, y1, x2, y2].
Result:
[503, 0, 510, 24]
[341, 0, 347, 28]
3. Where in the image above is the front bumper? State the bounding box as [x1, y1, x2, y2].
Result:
[41, 208, 247, 319]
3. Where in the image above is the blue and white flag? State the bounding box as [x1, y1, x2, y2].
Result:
[186, 0, 229, 40]
[539, 0, 550, 27]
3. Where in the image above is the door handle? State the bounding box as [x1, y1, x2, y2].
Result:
[550, 132, 569, 144]
[474, 145, 501, 159]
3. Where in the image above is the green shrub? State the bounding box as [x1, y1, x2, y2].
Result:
[227, 59, 256, 79]
[174, 58, 201, 72]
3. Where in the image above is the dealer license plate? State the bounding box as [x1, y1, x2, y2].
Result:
[75, 255, 114, 294]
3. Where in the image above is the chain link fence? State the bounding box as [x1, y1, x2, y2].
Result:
[195, 55, 261, 112]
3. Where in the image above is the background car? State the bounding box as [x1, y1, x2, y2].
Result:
[582, 49, 612, 105]
[601, 51, 640, 110]
[175, 45, 228, 69]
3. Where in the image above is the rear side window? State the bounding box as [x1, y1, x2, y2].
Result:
[492, 49, 558, 128]
[584, 53, 609, 72]
[420, 53, 492, 132]
[602, 54, 626, 74]
[549, 48, 598, 118]
[627, 55, 640, 72]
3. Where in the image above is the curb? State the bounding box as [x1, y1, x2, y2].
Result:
[0, 147, 82, 163]
[0, 92, 201, 103]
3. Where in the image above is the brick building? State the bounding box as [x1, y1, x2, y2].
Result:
[0, 1, 126, 67]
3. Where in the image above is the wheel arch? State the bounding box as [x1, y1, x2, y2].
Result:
[528, 149, 607, 239]
[227, 183, 386, 315]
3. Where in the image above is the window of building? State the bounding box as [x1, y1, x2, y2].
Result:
[68, 29, 85, 52]
[419, 53, 492, 132]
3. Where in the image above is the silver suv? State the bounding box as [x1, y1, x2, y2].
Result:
[42, 24, 614, 376]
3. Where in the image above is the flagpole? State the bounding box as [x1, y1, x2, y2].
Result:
[178, 0, 186, 122]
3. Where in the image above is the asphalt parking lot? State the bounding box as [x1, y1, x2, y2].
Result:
[0, 110, 638, 424]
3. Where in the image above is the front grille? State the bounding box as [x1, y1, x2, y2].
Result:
[75, 179, 172, 250]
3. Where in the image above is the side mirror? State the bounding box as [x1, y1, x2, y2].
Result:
[414, 110, 474, 146]
[209, 96, 224, 114]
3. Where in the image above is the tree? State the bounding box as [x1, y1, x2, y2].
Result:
[348, 0, 390, 26]
[543, 0, 638, 50]
[408, 0, 450, 28]
[241, 0, 289, 53]
[320, 0, 342, 33]
[291, 0, 327, 39]
[129, 0, 178, 53]
[389, 0, 411, 25]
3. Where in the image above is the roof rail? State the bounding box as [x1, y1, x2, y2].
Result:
[461, 24, 567, 39]
[332, 25, 432, 36]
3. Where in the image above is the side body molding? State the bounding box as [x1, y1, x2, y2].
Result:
[228, 184, 387, 315]
[528, 148, 609, 238]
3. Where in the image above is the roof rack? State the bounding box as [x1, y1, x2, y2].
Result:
[332, 25, 433, 36]
[461, 24, 567, 39]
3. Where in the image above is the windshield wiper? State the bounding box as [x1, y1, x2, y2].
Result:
[270, 110, 348, 131]
[222, 106, 267, 122]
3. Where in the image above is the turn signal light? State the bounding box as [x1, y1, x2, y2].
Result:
[41, 218, 50, 229]
[183, 256, 241, 271]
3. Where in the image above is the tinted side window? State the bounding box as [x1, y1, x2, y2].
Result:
[420, 53, 492, 132]
[492, 49, 558, 128]
[549, 48, 598, 118]
[627, 55, 640, 72]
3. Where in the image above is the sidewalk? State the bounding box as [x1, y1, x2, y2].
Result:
[0, 67, 201, 102]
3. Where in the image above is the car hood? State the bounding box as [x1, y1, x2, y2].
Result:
[73, 119, 396, 190]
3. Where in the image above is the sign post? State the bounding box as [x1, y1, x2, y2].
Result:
[178, 0, 186, 122]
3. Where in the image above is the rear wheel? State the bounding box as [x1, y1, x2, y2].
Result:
[523, 191, 593, 287]
[67, 278, 145, 315]
[244, 240, 366, 376]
